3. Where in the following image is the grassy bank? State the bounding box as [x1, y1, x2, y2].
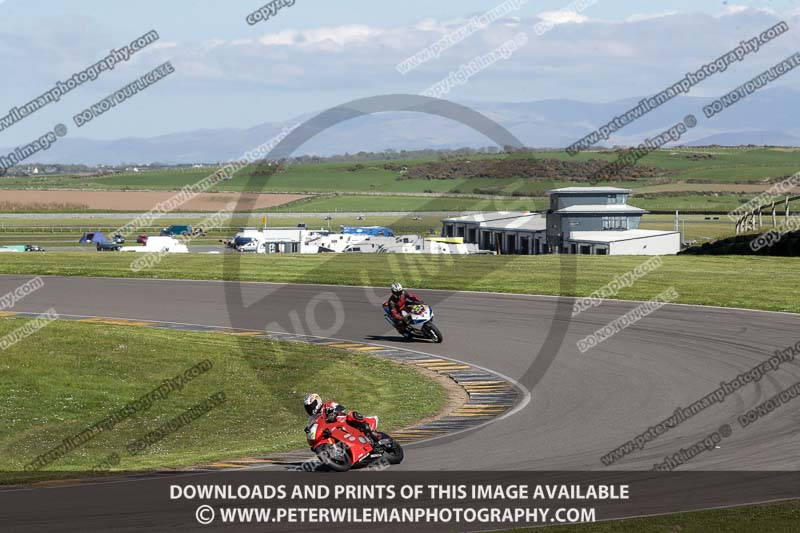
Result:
[4, 148, 798, 193]
[0, 253, 797, 313]
[527, 499, 800, 532]
[2, 148, 798, 216]
[0, 319, 446, 482]
[267, 195, 539, 213]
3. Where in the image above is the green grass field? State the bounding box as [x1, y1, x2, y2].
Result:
[270, 192, 799, 214]
[639, 214, 735, 242]
[3, 148, 798, 196]
[0, 319, 446, 482]
[2, 147, 796, 214]
[526, 499, 800, 532]
[0, 254, 797, 312]
[268, 195, 539, 213]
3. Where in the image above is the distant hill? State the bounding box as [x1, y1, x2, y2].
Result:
[687, 130, 800, 146]
[8, 87, 800, 165]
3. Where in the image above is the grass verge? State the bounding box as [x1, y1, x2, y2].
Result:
[0, 318, 447, 483]
[521, 499, 800, 532]
[0, 254, 797, 313]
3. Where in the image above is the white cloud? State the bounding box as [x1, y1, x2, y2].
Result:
[200, 39, 224, 51]
[256, 31, 296, 47]
[536, 10, 589, 25]
[625, 11, 680, 23]
[721, 4, 751, 15]
[411, 17, 448, 32]
[4, 6, 798, 106]
[149, 41, 179, 51]
[255, 25, 387, 50]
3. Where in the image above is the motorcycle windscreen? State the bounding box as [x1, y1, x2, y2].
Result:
[409, 305, 431, 323]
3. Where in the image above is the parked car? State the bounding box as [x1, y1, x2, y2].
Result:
[160, 225, 192, 236]
[136, 235, 148, 245]
[24, 244, 45, 252]
[234, 237, 260, 253]
[96, 242, 122, 252]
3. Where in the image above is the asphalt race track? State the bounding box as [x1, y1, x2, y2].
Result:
[2, 274, 800, 470]
[1, 274, 799, 530]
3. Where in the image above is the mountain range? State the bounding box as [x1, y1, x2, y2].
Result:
[8, 87, 799, 165]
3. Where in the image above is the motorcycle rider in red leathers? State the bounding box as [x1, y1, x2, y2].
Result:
[303, 393, 377, 440]
[385, 282, 423, 334]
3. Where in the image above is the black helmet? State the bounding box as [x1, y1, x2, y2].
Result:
[391, 282, 403, 296]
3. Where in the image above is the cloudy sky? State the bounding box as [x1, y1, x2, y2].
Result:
[1, 0, 799, 143]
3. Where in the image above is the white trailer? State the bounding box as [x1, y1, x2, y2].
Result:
[121, 236, 189, 253]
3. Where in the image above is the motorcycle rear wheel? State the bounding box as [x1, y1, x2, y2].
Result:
[422, 323, 443, 343]
[316, 442, 352, 472]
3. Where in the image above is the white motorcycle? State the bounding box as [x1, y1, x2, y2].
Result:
[383, 303, 443, 343]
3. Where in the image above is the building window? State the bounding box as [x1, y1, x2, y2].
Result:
[602, 216, 627, 230]
[608, 194, 627, 204]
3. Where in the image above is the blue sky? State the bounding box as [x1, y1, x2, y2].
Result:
[1, 0, 798, 142]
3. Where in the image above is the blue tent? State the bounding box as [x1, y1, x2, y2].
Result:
[79, 231, 108, 244]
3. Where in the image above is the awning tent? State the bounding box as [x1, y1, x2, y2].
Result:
[79, 231, 108, 244]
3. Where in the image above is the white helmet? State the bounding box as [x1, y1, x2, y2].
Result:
[391, 282, 403, 296]
[304, 393, 322, 416]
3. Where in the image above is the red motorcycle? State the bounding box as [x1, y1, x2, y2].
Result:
[305, 412, 404, 472]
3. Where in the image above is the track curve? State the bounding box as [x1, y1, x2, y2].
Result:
[1, 274, 798, 472]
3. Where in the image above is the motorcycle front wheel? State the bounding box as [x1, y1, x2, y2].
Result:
[316, 442, 352, 472]
[422, 323, 443, 343]
[376, 433, 404, 465]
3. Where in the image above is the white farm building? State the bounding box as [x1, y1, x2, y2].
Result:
[441, 187, 680, 255]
